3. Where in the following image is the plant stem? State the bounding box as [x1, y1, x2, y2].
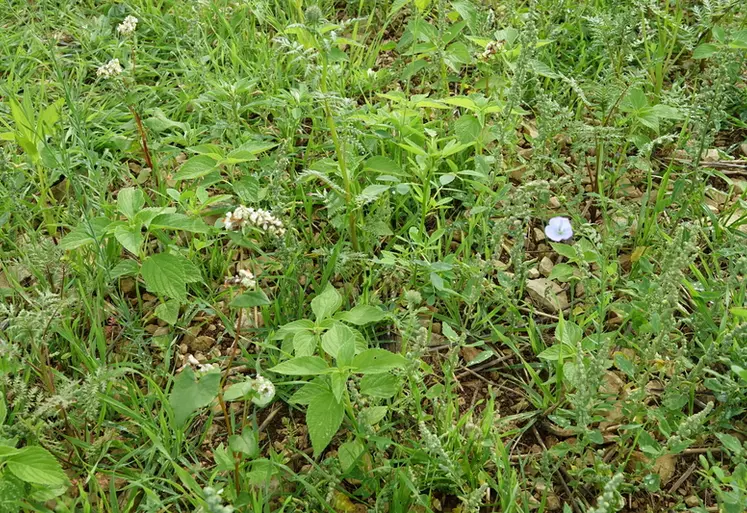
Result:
[320, 58, 359, 250]
[127, 105, 156, 185]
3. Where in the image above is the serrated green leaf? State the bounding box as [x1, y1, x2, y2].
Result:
[224, 379, 253, 401]
[440, 96, 477, 111]
[555, 316, 583, 346]
[117, 187, 145, 220]
[269, 356, 329, 376]
[548, 263, 575, 282]
[155, 299, 180, 325]
[230, 290, 271, 308]
[229, 428, 259, 458]
[311, 283, 342, 320]
[141, 253, 188, 301]
[150, 213, 210, 233]
[6, 446, 67, 486]
[364, 156, 404, 176]
[454, 114, 481, 144]
[336, 305, 386, 325]
[321, 323, 356, 359]
[307, 388, 344, 456]
[272, 319, 315, 340]
[352, 349, 406, 374]
[550, 242, 577, 260]
[293, 330, 317, 357]
[537, 344, 576, 361]
[360, 374, 398, 398]
[692, 43, 718, 59]
[289, 380, 325, 405]
[213, 443, 234, 472]
[174, 155, 218, 181]
[169, 367, 221, 427]
[338, 440, 365, 473]
[362, 405, 388, 425]
[227, 141, 278, 160]
[110, 259, 140, 279]
[113, 224, 143, 255]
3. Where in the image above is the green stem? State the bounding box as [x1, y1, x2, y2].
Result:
[320, 57, 359, 250]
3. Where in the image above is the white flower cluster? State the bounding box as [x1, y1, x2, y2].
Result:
[237, 269, 256, 288]
[251, 375, 275, 407]
[96, 58, 123, 78]
[117, 15, 138, 36]
[223, 206, 285, 236]
[479, 40, 504, 60]
[186, 354, 218, 376]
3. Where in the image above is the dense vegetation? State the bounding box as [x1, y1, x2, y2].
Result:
[1, 0, 747, 511]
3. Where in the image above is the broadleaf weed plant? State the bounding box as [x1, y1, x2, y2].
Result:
[0, 0, 746, 511]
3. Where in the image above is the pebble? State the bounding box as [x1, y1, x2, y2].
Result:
[526, 279, 569, 313]
[539, 256, 554, 277]
[189, 335, 216, 353]
[685, 495, 699, 507]
[546, 494, 561, 511]
[152, 326, 169, 337]
[120, 278, 135, 293]
[528, 268, 541, 279]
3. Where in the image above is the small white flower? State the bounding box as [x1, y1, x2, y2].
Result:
[196, 362, 219, 375]
[223, 205, 286, 236]
[545, 216, 574, 242]
[251, 375, 275, 407]
[237, 269, 256, 288]
[117, 15, 138, 36]
[96, 58, 123, 78]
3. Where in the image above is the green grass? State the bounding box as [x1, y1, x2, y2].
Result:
[1, 0, 747, 512]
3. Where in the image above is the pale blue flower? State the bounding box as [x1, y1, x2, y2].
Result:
[545, 216, 573, 242]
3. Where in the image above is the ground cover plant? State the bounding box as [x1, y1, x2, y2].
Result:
[1, 0, 747, 511]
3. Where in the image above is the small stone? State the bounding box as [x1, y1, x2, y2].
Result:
[526, 279, 569, 313]
[652, 454, 676, 484]
[702, 148, 720, 162]
[549, 196, 561, 209]
[575, 282, 585, 298]
[534, 228, 545, 242]
[546, 494, 561, 511]
[740, 142, 747, 157]
[183, 326, 201, 346]
[189, 335, 215, 353]
[179, 343, 188, 354]
[685, 495, 699, 507]
[601, 371, 625, 395]
[120, 278, 135, 294]
[431, 322, 442, 334]
[142, 293, 157, 301]
[510, 165, 527, 182]
[153, 326, 169, 337]
[144, 324, 159, 334]
[539, 257, 554, 277]
[460, 346, 481, 364]
[528, 268, 541, 279]
[194, 352, 207, 363]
